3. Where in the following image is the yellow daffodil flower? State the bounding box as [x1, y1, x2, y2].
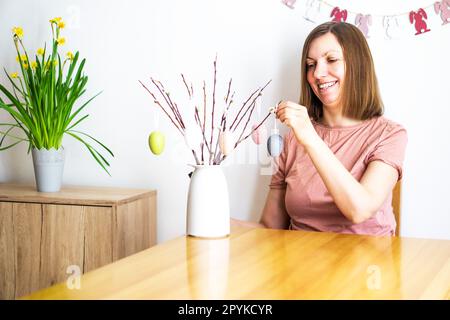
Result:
[10, 72, 18, 78]
[57, 37, 66, 45]
[37, 48, 45, 55]
[58, 21, 65, 29]
[23, 63, 29, 70]
[12, 26, 24, 39]
[31, 61, 38, 69]
[16, 54, 27, 62]
[50, 17, 62, 24]
[66, 51, 74, 60]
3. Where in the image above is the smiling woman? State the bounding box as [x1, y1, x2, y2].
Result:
[235, 22, 408, 237]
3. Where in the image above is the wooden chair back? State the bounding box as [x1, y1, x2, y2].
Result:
[392, 181, 402, 236]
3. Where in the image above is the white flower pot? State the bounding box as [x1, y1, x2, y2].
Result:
[32, 147, 65, 192]
[186, 165, 230, 238]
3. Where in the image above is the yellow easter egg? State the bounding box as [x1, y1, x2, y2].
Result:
[148, 131, 165, 155]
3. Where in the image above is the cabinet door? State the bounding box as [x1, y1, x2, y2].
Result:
[39, 204, 113, 289]
[0, 202, 41, 299]
[40, 204, 85, 289]
[83, 206, 113, 272]
[113, 196, 155, 260]
[0, 202, 15, 300]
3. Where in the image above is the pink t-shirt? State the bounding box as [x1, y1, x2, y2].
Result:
[269, 116, 408, 236]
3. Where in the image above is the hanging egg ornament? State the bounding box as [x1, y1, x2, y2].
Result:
[219, 130, 235, 156]
[267, 130, 283, 157]
[251, 124, 267, 145]
[148, 131, 165, 155]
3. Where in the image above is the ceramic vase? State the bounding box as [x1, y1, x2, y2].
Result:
[186, 165, 230, 238]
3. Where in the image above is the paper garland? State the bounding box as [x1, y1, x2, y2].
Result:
[281, 0, 449, 39]
[434, 0, 450, 25]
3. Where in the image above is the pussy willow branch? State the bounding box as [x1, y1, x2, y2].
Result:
[182, 73, 205, 162]
[173, 102, 185, 130]
[225, 78, 232, 104]
[233, 79, 272, 134]
[224, 91, 235, 130]
[151, 78, 183, 129]
[194, 109, 212, 154]
[191, 150, 200, 165]
[194, 108, 205, 162]
[237, 111, 271, 144]
[222, 78, 233, 139]
[152, 78, 185, 129]
[217, 78, 272, 164]
[220, 111, 272, 164]
[154, 80, 186, 129]
[139, 80, 183, 135]
[202, 81, 207, 162]
[235, 98, 259, 147]
[228, 87, 259, 131]
[209, 56, 217, 164]
[213, 88, 234, 164]
[141, 79, 201, 164]
[142, 58, 272, 166]
[232, 98, 256, 133]
[181, 74, 192, 98]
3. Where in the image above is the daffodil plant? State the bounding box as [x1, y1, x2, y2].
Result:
[0, 17, 113, 175]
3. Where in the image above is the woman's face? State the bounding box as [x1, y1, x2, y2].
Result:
[306, 32, 345, 110]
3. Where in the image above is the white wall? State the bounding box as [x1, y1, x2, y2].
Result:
[0, 0, 449, 242]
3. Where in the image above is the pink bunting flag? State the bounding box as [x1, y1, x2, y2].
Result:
[409, 8, 431, 35]
[330, 7, 347, 22]
[281, 0, 297, 10]
[355, 14, 372, 38]
[434, 0, 450, 25]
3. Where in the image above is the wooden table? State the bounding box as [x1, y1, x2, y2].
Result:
[23, 226, 450, 299]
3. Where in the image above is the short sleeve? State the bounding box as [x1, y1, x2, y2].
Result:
[269, 131, 291, 189]
[366, 122, 408, 180]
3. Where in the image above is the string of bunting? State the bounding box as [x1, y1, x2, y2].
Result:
[281, 0, 450, 39]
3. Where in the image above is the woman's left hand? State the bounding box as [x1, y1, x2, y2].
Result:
[276, 101, 318, 147]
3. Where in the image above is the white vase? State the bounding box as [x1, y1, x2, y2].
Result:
[32, 147, 65, 192]
[186, 165, 230, 238]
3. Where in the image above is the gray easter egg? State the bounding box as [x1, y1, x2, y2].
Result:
[267, 134, 283, 157]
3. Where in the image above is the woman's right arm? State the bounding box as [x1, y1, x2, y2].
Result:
[231, 188, 290, 229]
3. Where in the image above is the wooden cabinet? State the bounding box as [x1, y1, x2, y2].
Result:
[0, 184, 156, 299]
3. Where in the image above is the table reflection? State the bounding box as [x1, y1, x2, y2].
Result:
[186, 237, 230, 299]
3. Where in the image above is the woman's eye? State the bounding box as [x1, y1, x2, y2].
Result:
[307, 64, 315, 69]
[328, 58, 338, 63]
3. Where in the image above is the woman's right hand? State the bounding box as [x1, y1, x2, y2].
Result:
[276, 101, 319, 148]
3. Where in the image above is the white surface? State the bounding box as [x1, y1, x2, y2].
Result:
[0, 0, 449, 241]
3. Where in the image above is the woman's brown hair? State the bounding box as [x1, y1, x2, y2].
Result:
[299, 22, 383, 121]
